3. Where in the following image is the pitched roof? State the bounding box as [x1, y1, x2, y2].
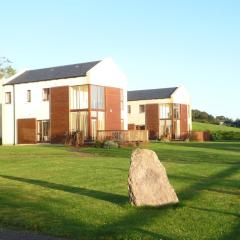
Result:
[127, 87, 178, 101]
[5, 60, 101, 85]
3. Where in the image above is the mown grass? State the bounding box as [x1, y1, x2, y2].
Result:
[193, 121, 240, 132]
[0, 142, 239, 240]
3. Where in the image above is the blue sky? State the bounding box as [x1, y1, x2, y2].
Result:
[1, 0, 239, 119]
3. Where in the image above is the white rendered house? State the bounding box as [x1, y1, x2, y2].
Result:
[2, 58, 127, 145]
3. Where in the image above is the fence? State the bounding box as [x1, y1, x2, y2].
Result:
[97, 130, 149, 142]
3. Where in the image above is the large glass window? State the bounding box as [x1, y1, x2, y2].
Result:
[159, 104, 172, 119]
[173, 104, 180, 119]
[159, 120, 172, 137]
[71, 85, 88, 109]
[98, 112, 105, 130]
[91, 85, 105, 109]
[174, 119, 181, 138]
[70, 111, 88, 138]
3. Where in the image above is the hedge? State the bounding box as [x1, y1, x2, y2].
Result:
[211, 131, 240, 141]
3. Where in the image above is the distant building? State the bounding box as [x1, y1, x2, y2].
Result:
[127, 86, 192, 140]
[2, 58, 127, 145]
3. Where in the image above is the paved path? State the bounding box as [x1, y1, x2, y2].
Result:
[0, 229, 65, 240]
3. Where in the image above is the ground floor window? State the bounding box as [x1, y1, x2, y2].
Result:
[70, 111, 88, 139]
[37, 120, 50, 142]
[159, 120, 172, 138]
[173, 120, 181, 139]
[91, 111, 105, 140]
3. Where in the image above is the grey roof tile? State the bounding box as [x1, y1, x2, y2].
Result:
[5, 60, 101, 85]
[127, 87, 178, 101]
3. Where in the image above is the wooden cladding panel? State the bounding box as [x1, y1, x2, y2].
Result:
[50, 86, 69, 143]
[145, 104, 159, 140]
[17, 118, 37, 144]
[180, 104, 188, 138]
[105, 87, 121, 130]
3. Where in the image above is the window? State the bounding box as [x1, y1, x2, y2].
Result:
[173, 104, 180, 119]
[71, 85, 88, 109]
[98, 112, 105, 131]
[128, 105, 131, 114]
[91, 85, 105, 109]
[5, 92, 11, 104]
[70, 111, 89, 138]
[139, 105, 145, 113]
[42, 88, 50, 101]
[159, 120, 172, 137]
[27, 90, 31, 102]
[159, 104, 172, 119]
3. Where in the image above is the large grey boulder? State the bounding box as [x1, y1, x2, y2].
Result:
[128, 148, 179, 207]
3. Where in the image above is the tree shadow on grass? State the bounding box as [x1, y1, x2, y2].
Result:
[0, 175, 128, 206]
[172, 142, 240, 153]
[186, 206, 240, 218]
[1, 161, 240, 239]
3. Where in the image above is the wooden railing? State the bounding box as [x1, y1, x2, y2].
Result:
[97, 130, 149, 142]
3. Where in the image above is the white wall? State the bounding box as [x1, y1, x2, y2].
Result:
[2, 85, 14, 144]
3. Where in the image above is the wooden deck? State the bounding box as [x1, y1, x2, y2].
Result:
[97, 130, 149, 142]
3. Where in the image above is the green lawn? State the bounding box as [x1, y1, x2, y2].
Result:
[0, 142, 239, 240]
[193, 121, 240, 132]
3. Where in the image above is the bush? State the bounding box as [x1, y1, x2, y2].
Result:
[103, 140, 118, 149]
[95, 140, 103, 148]
[211, 131, 240, 141]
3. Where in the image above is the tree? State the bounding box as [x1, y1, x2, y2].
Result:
[0, 57, 16, 79]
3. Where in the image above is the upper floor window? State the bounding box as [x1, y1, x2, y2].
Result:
[71, 85, 88, 109]
[27, 90, 31, 102]
[139, 104, 145, 113]
[128, 105, 131, 114]
[173, 104, 180, 119]
[5, 92, 11, 104]
[42, 88, 50, 101]
[160, 104, 172, 119]
[91, 85, 105, 109]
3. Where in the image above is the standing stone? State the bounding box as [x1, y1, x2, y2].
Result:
[128, 148, 179, 207]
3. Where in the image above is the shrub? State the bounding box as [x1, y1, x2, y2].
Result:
[103, 140, 119, 149]
[211, 131, 240, 141]
[95, 140, 103, 148]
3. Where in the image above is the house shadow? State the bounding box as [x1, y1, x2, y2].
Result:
[0, 175, 128, 206]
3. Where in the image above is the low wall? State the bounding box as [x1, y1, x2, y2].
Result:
[191, 131, 211, 141]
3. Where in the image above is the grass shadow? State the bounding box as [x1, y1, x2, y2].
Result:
[0, 175, 128, 206]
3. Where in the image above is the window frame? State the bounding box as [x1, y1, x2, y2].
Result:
[5, 92, 11, 104]
[42, 88, 50, 101]
[139, 104, 145, 113]
[128, 105, 131, 114]
[27, 90, 31, 102]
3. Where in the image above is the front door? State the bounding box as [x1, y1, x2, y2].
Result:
[37, 120, 50, 142]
